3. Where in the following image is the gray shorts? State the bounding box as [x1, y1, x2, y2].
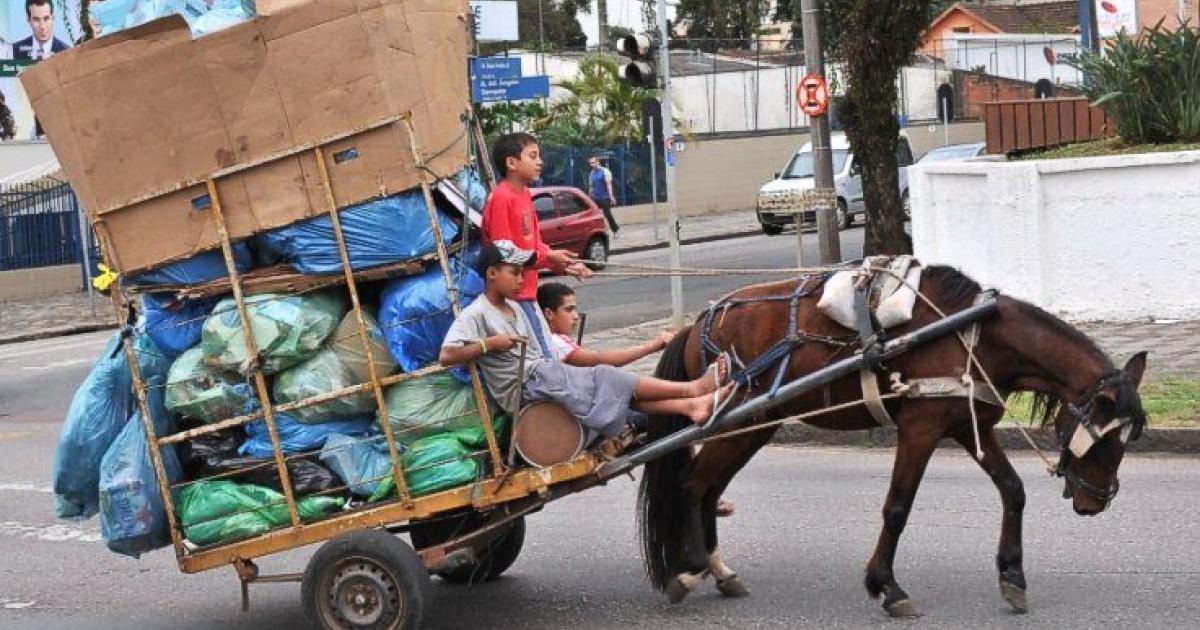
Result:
[523, 362, 640, 438]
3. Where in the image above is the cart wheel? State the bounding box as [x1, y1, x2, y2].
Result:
[410, 516, 526, 584]
[302, 530, 431, 630]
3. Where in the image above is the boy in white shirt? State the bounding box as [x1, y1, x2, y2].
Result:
[439, 241, 730, 439]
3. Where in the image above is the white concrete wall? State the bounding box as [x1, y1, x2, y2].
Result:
[910, 151, 1200, 321]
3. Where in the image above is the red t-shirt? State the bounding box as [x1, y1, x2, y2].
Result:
[481, 180, 552, 301]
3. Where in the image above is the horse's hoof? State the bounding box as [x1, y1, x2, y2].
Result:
[716, 576, 750, 598]
[666, 577, 692, 605]
[884, 598, 921, 619]
[1000, 581, 1029, 614]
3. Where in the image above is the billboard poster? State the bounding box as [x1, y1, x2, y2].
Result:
[2, 0, 87, 142]
[1, 1, 251, 142]
[1096, 0, 1138, 39]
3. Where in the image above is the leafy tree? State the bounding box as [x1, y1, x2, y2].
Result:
[538, 56, 655, 145]
[672, 0, 771, 48]
[505, 0, 590, 51]
[771, 0, 952, 254]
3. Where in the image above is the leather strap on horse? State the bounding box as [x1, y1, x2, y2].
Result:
[853, 269, 893, 426]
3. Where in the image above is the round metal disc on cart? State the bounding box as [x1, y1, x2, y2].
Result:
[514, 402, 585, 468]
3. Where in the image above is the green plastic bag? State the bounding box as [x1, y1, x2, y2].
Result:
[165, 347, 250, 423]
[330, 309, 397, 383]
[178, 480, 344, 546]
[201, 291, 346, 375]
[273, 349, 376, 424]
[379, 372, 506, 447]
[369, 435, 479, 501]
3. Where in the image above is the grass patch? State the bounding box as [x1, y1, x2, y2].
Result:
[1002, 376, 1200, 427]
[1017, 137, 1200, 161]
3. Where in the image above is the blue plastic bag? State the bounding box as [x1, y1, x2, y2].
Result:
[127, 243, 252, 287]
[379, 251, 484, 383]
[256, 191, 459, 274]
[98, 375, 182, 558]
[52, 333, 170, 519]
[240, 411, 374, 459]
[142, 293, 216, 358]
[320, 433, 395, 498]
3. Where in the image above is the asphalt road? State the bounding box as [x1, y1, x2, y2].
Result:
[573, 228, 864, 332]
[4, 231, 1199, 629]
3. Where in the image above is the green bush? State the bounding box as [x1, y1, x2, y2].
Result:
[1068, 21, 1200, 144]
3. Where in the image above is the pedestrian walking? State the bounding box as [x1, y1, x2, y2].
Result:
[588, 155, 619, 235]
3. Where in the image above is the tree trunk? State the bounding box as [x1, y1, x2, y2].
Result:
[841, 57, 912, 255]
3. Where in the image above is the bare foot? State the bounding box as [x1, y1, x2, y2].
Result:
[716, 499, 735, 517]
[686, 383, 736, 425]
[688, 353, 731, 397]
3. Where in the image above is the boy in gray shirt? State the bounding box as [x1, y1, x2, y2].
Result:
[440, 241, 730, 438]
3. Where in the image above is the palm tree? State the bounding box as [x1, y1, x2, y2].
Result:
[540, 56, 654, 145]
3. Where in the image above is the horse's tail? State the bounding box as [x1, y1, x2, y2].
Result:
[637, 324, 695, 591]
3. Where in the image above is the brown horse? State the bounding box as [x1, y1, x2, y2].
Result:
[639, 266, 1147, 617]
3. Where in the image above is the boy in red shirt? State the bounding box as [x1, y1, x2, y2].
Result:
[483, 132, 592, 354]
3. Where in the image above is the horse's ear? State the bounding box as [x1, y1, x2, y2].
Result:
[1124, 352, 1148, 389]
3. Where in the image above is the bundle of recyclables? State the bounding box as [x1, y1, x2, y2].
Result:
[51, 183, 504, 553]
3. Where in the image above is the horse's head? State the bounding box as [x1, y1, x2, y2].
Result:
[1051, 352, 1148, 516]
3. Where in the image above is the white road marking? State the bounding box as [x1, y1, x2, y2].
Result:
[0, 482, 53, 494]
[20, 358, 94, 371]
[0, 521, 102, 543]
[1, 601, 37, 610]
[0, 337, 110, 361]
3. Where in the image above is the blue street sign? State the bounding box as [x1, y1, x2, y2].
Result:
[473, 75, 550, 103]
[470, 57, 521, 81]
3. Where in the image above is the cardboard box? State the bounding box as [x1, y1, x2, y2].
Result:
[22, 0, 471, 274]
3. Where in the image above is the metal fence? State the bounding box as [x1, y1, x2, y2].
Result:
[539, 141, 666, 206]
[0, 179, 97, 278]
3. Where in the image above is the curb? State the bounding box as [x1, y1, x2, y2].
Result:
[611, 226, 763, 256]
[771, 424, 1200, 455]
[0, 322, 118, 347]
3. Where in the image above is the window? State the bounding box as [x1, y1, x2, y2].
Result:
[782, 150, 850, 179]
[533, 194, 556, 220]
[557, 192, 588, 216]
[952, 26, 971, 34]
[896, 140, 915, 167]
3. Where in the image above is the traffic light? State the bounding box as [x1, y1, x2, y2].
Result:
[616, 33, 658, 88]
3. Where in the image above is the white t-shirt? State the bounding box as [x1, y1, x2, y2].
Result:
[442, 296, 554, 412]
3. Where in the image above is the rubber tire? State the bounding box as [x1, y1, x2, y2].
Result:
[302, 530, 431, 630]
[584, 237, 608, 269]
[410, 516, 526, 585]
[836, 199, 851, 230]
[761, 223, 784, 236]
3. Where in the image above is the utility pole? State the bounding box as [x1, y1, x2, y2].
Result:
[598, 0, 609, 51]
[656, 0, 684, 327]
[800, 0, 840, 264]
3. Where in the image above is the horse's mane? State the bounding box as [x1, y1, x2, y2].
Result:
[921, 265, 1120, 428]
[1009, 299, 1115, 428]
[922, 265, 982, 310]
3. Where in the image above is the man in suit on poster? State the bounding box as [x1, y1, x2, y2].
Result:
[13, 0, 70, 62]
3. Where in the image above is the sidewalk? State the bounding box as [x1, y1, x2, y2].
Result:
[0, 291, 116, 345]
[609, 208, 761, 255]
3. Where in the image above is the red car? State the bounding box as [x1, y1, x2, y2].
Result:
[531, 186, 610, 265]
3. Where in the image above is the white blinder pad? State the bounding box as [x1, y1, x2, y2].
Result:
[1068, 418, 1132, 458]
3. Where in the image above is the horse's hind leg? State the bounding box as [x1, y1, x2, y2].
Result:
[953, 428, 1028, 614]
[864, 415, 944, 618]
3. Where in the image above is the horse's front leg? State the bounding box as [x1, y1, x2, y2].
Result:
[954, 428, 1028, 614]
[864, 416, 943, 618]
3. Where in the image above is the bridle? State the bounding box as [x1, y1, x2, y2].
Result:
[1052, 370, 1143, 505]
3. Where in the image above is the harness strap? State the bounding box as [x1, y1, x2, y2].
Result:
[860, 367, 896, 427]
